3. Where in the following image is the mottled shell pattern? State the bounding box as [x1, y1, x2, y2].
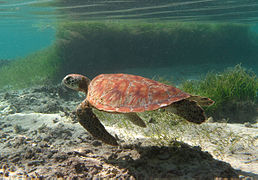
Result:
[87, 74, 190, 112]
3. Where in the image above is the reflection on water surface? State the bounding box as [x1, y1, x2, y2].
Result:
[1, 0, 258, 23]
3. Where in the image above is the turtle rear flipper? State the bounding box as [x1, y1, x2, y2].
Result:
[77, 102, 118, 146]
[187, 95, 214, 106]
[123, 113, 146, 127]
[167, 99, 206, 124]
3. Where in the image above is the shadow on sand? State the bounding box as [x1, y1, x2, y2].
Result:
[105, 141, 256, 179]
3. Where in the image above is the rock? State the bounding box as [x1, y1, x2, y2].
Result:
[54, 171, 64, 178]
[27, 160, 44, 166]
[92, 140, 102, 147]
[37, 100, 63, 113]
[74, 162, 88, 173]
[53, 153, 68, 163]
[0, 104, 17, 115]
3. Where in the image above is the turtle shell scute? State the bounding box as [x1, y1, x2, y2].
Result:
[87, 74, 190, 113]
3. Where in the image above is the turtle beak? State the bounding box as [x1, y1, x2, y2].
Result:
[61, 77, 66, 85]
[62, 75, 70, 86]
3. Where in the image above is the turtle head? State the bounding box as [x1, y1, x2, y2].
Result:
[62, 74, 91, 94]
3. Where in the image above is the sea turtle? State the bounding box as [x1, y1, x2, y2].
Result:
[62, 73, 214, 146]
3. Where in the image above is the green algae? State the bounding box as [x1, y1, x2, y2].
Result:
[182, 64, 258, 122]
[0, 46, 61, 89]
[56, 21, 257, 77]
[0, 21, 257, 89]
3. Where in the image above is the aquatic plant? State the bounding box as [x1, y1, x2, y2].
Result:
[56, 21, 257, 78]
[95, 107, 255, 159]
[0, 21, 257, 89]
[13, 124, 26, 134]
[0, 46, 61, 89]
[181, 64, 258, 122]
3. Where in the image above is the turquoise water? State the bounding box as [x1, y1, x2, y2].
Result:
[0, 0, 258, 75]
[1, 0, 258, 59]
[0, 1, 55, 59]
[0, 21, 55, 59]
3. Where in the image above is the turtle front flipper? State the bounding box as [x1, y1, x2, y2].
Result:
[166, 99, 206, 124]
[76, 101, 118, 146]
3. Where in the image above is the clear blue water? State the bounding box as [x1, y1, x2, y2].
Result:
[1, 0, 258, 59]
[0, 1, 55, 59]
[0, 21, 55, 59]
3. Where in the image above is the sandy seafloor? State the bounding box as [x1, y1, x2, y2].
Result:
[0, 69, 257, 179]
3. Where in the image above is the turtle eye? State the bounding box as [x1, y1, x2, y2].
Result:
[65, 76, 74, 84]
[69, 77, 79, 86]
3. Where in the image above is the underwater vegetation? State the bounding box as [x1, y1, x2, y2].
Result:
[0, 59, 11, 68]
[0, 46, 60, 89]
[182, 64, 258, 123]
[0, 21, 257, 89]
[95, 104, 255, 159]
[56, 21, 258, 77]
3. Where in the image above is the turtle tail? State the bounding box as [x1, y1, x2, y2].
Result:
[77, 101, 118, 146]
[168, 99, 206, 124]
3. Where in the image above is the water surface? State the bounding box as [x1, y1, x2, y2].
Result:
[1, 0, 258, 59]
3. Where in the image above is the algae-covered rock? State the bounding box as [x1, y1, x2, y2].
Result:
[1, 22, 257, 89]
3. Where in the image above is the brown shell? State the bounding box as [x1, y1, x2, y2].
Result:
[87, 74, 190, 113]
